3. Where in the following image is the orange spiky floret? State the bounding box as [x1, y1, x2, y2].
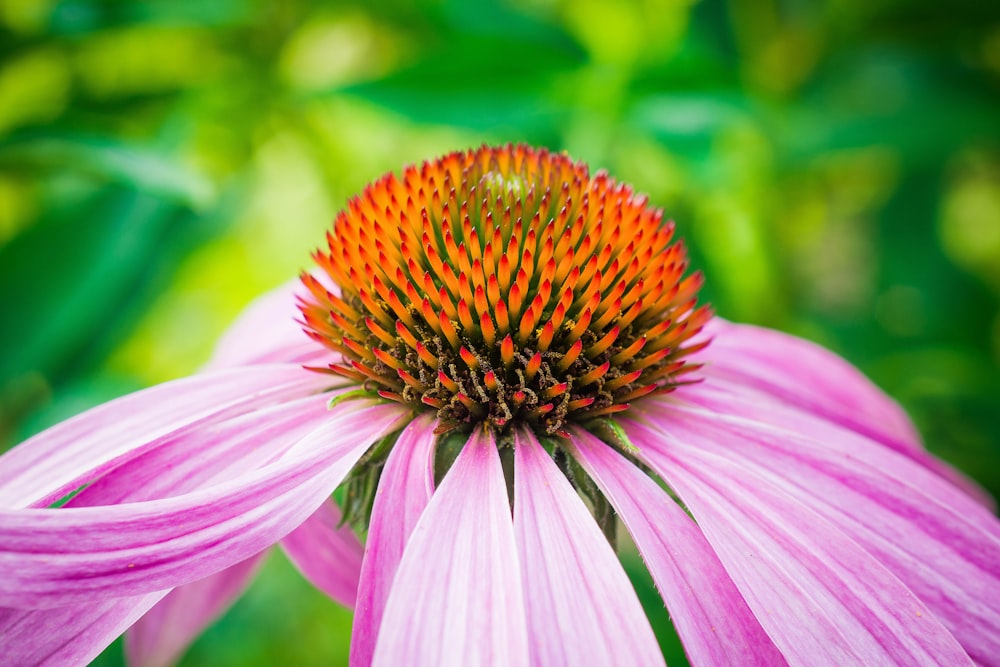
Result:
[298, 144, 711, 435]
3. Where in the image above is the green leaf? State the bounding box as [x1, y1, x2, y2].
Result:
[334, 19, 584, 136]
[0, 134, 214, 209]
[0, 186, 195, 406]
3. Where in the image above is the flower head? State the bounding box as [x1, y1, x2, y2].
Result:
[1, 145, 999, 667]
[299, 145, 709, 435]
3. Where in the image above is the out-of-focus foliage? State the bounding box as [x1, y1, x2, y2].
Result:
[1, 0, 998, 664]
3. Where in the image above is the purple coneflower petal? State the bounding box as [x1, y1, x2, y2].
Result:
[701, 319, 920, 452]
[702, 321, 992, 505]
[206, 278, 330, 369]
[65, 392, 335, 506]
[0, 593, 166, 666]
[567, 427, 786, 667]
[281, 497, 364, 609]
[351, 412, 437, 667]
[0, 364, 337, 509]
[0, 401, 406, 608]
[680, 374, 994, 508]
[66, 398, 328, 663]
[124, 554, 266, 667]
[623, 417, 975, 666]
[371, 428, 529, 666]
[1, 392, 337, 665]
[641, 392, 1000, 665]
[512, 429, 664, 667]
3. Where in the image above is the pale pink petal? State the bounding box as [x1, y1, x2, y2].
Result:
[125, 553, 266, 667]
[622, 416, 974, 666]
[0, 364, 337, 509]
[641, 392, 1000, 665]
[699, 320, 992, 512]
[371, 428, 528, 667]
[0, 395, 329, 664]
[350, 412, 437, 667]
[206, 278, 330, 369]
[0, 401, 407, 608]
[566, 427, 785, 666]
[700, 318, 921, 452]
[281, 498, 364, 609]
[68, 392, 335, 506]
[674, 375, 994, 508]
[513, 429, 664, 667]
[3, 396, 333, 664]
[0, 593, 165, 666]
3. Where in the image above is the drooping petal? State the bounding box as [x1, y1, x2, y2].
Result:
[351, 412, 437, 667]
[125, 553, 266, 667]
[700, 319, 921, 452]
[67, 392, 335, 506]
[513, 429, 664, 667]
[673, 375, 994, 508]
[3, 397, 333, 664]
[567, 427, 785, 666]
[0, 364, 338, 508]
[0, 593, 165, 666]
[621, 416, 974, 666]
[0, 401, 407, 608]
[371, 428, 528, 666]
[639, 393, 1000, 665]
[206, 278, 331, 369]
[281, 498, 364, 609]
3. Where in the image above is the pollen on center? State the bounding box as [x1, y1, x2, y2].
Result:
[298, 144, 711, 436]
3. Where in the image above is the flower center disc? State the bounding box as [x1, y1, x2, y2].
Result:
[299, 145, 711, 436]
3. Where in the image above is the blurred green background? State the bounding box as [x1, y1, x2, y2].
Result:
[1, 0, 998, 664]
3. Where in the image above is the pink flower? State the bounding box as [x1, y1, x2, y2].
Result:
[2, 145, 998, 666]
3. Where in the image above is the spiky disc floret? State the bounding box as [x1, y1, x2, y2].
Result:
[299, 144, 711, 435]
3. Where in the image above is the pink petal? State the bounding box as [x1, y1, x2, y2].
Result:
[0, 401, 407, 608]
[622, 416, 974, 666]
[701, 318, 921, 453]
[206, 278, 330, 369]
[125, 553, 266, 667]
[674, 375, 994, 508]
[351, 412, 437, 667]
[68, 392, 335, 506]
[2, 396, 332, 664]
[371, 428, 528, 666]
[0, 593, 166, 666]
[0, 364, 337, 509]
[566, 427, 785, 666]
[642, 393, 1000, 665]
[512, 429, 664, 667]
[281, 497, 364, 609]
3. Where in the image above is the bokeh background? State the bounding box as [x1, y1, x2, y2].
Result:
[1, 0, 999, 664]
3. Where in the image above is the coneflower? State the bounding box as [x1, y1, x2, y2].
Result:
[1, 145, 997, 666]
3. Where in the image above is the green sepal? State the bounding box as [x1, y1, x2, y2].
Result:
[337, 431, 400, 533]
[433, 429, 469, 486]
[551, 439, 618, 551]
[585, 417, 639, 455]
[328, 389, 380, 410]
